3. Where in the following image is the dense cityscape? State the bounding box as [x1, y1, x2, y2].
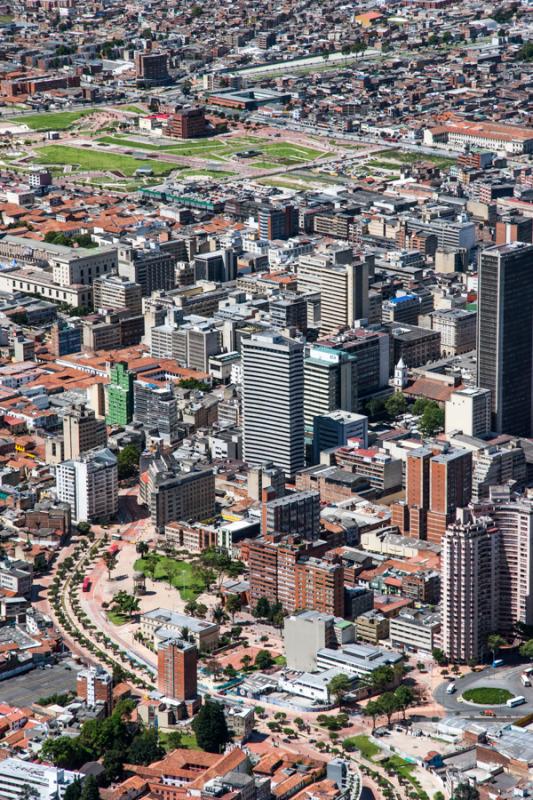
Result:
[0, 1, 530, 800]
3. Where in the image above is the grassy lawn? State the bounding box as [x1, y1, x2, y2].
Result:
[134, 555, 207, 601]
[382, 756, 428, 800]
[159, 730, 199, 751]
[367, 159, 405, 170]
[274, 655, 287, 666]
[343, 734, 380, 759]
[462, 687, 513, 705]
[107, 610, 128, 626]
[379, 148, 455, 167]
[35, 145, 177, 176]
[0, 14, 13, 22]
[13, 109, 96, 131]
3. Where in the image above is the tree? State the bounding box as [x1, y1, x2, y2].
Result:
[103, 550, 118, 579]
[432, 647, 447, 666]
[40, 736, 89, 769]
[191, 700, 230, 753]
[253, 597, 271, 619]
[385, 392, 407, 418]
[487, 633, 505, 662]
[365, 397, 385, 420]
[369, 664, 395, 692]
[328, 674, 352, 709]
[127, 729, 164, 765]
[377, 691, 399, 727]
[226, 594, 242, 622]
[165, 730, 182, 749]
[64, 780, 82, 800]
[520, 639, 533, 661]
[111, 591, 140, 619]
[117, 444, 140, 479]
[517, 41, 533, 62]
[240, 654, 252, 671]
[363, 700, 381, 731]
[419, 402, 444, 436]
[212, 605, 228, 625]
[451, 784, 480, 800]
[136, 541, 149, 557]
[103, 747, 125, 783]
[394, 685, 415, 720]
[21, 788, 40, 800]
[255, 649, 274, 670]
[413, 397, 430, 415]
[77, 521, 91, 535]
[80, 776, 100, 800]
[185, 600, 198, 616]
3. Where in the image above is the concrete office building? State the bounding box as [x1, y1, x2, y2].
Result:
[139, 450, 215, 531]
[93, 274, 143, 315]
[304, 344, 358, 436]
[242, 332, 305, 477]
[118, 245, 175, 296]
[441, 514, 500, 663]
[389, 608, 441, 653]
[141, 608, 219, 651]
[431, 308, 477, 356]
[445, 387, 492, 438]
[135, 51, 170, 85]
[63, 405, 107, 460]
[55, 447, 118, 524]
[283, 610, 337, 671]
[315, 642, 403, 677]
[298, 251, 369, 335]
[157, 639, 197, 701]
[294, 557, 344, 617]
[0, 758, 83, 800]
[262, 490, 320, 540]
[134, 380, 179, 444]
[477, 243, 533, 437]
[247, 462, 285, 501]
[313, 411, 368, 463]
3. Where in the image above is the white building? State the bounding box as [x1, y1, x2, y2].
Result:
[242, 332, 304, 476]
[0, 758, 82, 800]
[56, 447, 118, 524]
[445, 387, 492, 438]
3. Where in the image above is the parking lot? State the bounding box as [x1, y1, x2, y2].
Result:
[0, 662, 82, 707]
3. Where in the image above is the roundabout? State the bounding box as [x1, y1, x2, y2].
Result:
[461, 687, 514, 705]
[434, 664, 533, 718]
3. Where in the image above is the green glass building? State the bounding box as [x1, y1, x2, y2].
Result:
[107, 362, 134, 426]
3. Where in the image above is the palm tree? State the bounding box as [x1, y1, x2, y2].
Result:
[212, 605, 228, 625]
[487, 633, 505, 663]
[103, 550, 118, 579]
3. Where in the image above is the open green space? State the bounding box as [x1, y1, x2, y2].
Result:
[343, 734, 381, 759]
[35, 145, 177, 176]
[462, 687, 513, 705]
[159, 729, 199, 751]
[107, 610, 129, 626]
[377, 148, 455, 167]
[367, 159, 406, 170]
[382, 756, 429, 800]
[0, 14, 13, 22]
[134, 555, 208, 601]
[12, 109, 96, 131]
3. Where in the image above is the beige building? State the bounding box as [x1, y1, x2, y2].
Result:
[93, 275, 143, 315]
[63, 406, 107, 460]
[389, 608, 441, 653]
[355, 610, 389, 644]
[445, 387, 492, 438]
[140, 608, 219, 651]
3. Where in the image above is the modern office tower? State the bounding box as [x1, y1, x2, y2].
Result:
[262, 490, 320, 540]
[477, 243, 533, 437]
[395, 446, 472, 542]
[50, 320, 81, 356]
[157, 638, 197, 701]
[76, 666, 113, 712]
[118, 245, 175, 296]
[471, 441, 527, 502]
[258, 204, 299, 240]
[93, 275, 143, 316]
[167, 107, 207, 139]
[134, 51, 170, 85]
[107, 362, 134, 426]
[63, 405, 107, 460]
[247, 462, 285, 501]
[294, 557, 344, 617]
[315, 326, 389, 400]
[133, 380, 179, 444]
[445, 387, 492, 438]
[312, 411, 368, 463]
[298, 252, 369, 335]
[194, 248, 237, 283]
[56, 448, 118, 524]
[303, 344, 358, 439]
[139, 450, 215, 531]
[441, 514, 500, 663]
[381, 294, 420, 325]
[242, 332, 305, 477]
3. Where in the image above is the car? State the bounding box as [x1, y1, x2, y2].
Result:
[482, 710, 496, 717]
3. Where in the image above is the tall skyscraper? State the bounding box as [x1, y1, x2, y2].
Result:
[303, 344, 358, 439]
[157, 638, 198, 701]
[56, 447, 118, 524]
[107, 361, 134, 427]
[441, 514, 500, 663]
[76, 666, 113, 713]
[242, 332, 305, 476]
[477, 243, 533, 437]
[63, 405, 107, 460]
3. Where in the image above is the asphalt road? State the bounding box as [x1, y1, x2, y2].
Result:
[0, 662, 82, 707]
[434, 665, 533, 719]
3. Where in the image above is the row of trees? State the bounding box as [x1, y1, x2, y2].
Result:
[252, 597, 285, 627]
[363, 685, 417, 729]
[365, 393, 444, 435]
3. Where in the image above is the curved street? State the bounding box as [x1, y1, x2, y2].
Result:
[434, 664, 533, 719]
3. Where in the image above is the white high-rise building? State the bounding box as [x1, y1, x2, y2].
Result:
[445, 387, 491, 438]
[242, 332, 304, 477]
[56, 447, 118, 524]
[441, 513, 500, 663]
[0, 757, 82, 800]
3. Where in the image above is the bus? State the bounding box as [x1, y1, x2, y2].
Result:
[492, 659, 504, 668]
[521, 673, 531, 687]
[506, 696, 526, 708]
